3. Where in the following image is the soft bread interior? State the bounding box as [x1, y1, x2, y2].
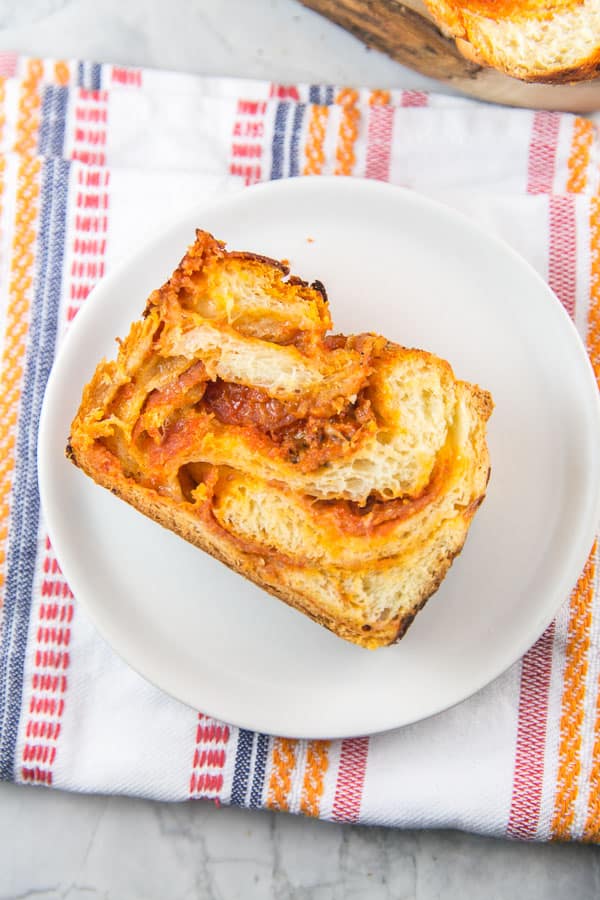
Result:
[68, 230, 493, 648]
[211, 384, 486, 569]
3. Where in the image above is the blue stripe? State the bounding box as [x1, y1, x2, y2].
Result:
[53, 87, 68, 156]
[38, 87, 53, 157]
[0, 157, 70, 780]
[91, 63, 102, 91]
[270, 102, 289, 181]
[325, 85, 334, 105]
[230, 729, 253, 806]
[309, 85, 320, 104]
[38, 86, 68, 159]
[249, 734, 270, 808]
[289, 103, 305, 177]
[77, 61, 102, 90]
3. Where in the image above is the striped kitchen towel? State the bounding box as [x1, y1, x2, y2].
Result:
[0, 54, 599, 841]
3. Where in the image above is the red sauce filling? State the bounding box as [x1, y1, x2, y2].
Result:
[202, 379, 374, 467]
[133, 365, 447, 534]
[202, 380, 299, 435]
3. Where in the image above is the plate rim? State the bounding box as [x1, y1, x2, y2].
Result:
[38, 175, 600, 738]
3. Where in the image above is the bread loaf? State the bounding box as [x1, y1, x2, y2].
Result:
[67, 231, 493, 649]
[422, 0, 600, 83]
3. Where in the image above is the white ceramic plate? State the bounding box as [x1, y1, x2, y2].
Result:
[39, 177, 600, 739]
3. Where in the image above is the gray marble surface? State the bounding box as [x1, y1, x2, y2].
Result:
[0, 0, 453, 90]
[1, 781, 599, 900]
[0, 1, 599, 897]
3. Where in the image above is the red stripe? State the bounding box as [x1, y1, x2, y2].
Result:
[507, 110, 563, 834]
[507, 622, 556, 839]
[332, 737, 369, 823]
[110, 66, 143, 87]
[269, 83, 300, 101]
[66, 88, 110, 321]
[0, 51, 17, 78]
[401, 90, 428, 108]
[188, 712, 231, 801]
[21, 767, 53, 785]
[365, 105, 394, 182]
[20, 539, 73, 786]
[229, 98, 267, 185]
[548, 196, 577, 319]
[527, 111, 560, 195]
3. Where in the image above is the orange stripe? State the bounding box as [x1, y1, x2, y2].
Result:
[551, 545, 597, 839]
[0, 59, 43, 599]
[566, 118, 594, 195]
[334, 89, 360, 177]
[54, 60, 70, 87]
[583, 546, 600, 842]
[548, 117, 599, 839]
[588, 196, 600, 386]
[12, 58, 43, 156]
[265, 737, 297, 812]
[303, 104, 329, 176]
[582, 197, 600, 842]
[299, 740, 330, 817]
[369, 89, 391, 106]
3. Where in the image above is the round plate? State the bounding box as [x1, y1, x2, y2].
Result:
[39, 177, 600, 739]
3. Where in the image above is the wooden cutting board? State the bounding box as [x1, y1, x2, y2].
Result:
[300, 0, 600, 112]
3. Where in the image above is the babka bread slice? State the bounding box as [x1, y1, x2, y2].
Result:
[422, 0, 600, 84]
[67, 230, 493, 649]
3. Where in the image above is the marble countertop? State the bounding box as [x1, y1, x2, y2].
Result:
[1, 780, 598, 899]
[0, 1, 599, 897]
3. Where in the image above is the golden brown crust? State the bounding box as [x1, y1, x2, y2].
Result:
[458, 43, 600, 85]
[524, 57, 600, 86]
[67, 439, 478, 648]
[68, 230, 493, 649]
